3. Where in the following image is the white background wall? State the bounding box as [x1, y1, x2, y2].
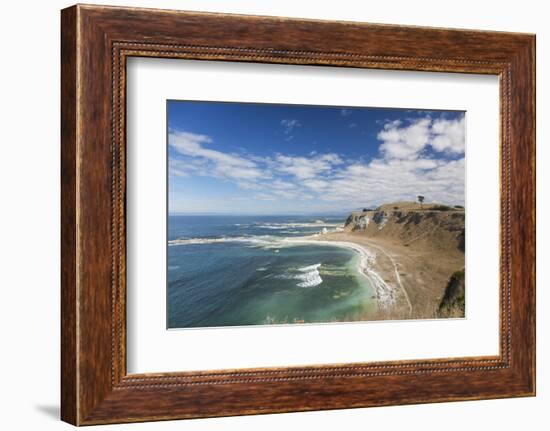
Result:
[0, 0, 546, 429]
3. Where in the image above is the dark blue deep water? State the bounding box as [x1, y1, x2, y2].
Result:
[167, 215, 376, 328]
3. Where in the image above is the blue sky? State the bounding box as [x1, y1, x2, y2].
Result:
[168, 101, 465, 215]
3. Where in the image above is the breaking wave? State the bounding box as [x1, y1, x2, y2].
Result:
[295, 263, 323, 287]
[298, 263, 322, 272]
[256, 222, 342, 230]
[274, 263, 323, 288]
[168, 236, 275, 246]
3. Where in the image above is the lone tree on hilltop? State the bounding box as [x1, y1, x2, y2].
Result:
[417, 195, 425, 210]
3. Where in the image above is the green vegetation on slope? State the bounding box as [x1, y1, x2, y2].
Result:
[438, 269, 465, 318]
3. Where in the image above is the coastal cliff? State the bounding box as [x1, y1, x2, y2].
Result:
[344, 201, 465, 254]
[320, 201, 467, 319]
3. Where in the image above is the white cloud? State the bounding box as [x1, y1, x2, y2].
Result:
[235, 181, 263, 190]
[431, 116, 466, 153]
[272, 189, 300, 199]
[320, 153, 344, 165]
[280, 119, 301, 134]
[377, 115, 465, 160]
[272, 179, 296, 190]
[170, 131, 254, 169]
[169, 159, 191, 177]
[319, 156, 464, 206]
[378, 118, 431, 160]
[169, 131, 264, 181]
[274, 153, 343, 179]
[320, 113, 465, 205]
[168, 158, 209, 178]
[303, 179, 329, 192]
[169, 114, 465, 211]
[253, 193, 277, 201]
[340, 109, 352, 117]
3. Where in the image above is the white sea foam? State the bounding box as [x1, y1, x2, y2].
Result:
[256, 225, 288, 230]
[168, 236, 275, 246]
[295, 263, 323, 287]
[296, 273, 323, 288]
[256, 222, 342, 230]
[298, 263, 322, 272]
[274, 263, 323, 287]
[168, 221, 344, 248]
[282, 238, 396, 308]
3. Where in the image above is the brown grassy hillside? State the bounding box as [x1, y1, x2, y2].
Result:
[345, 202, 465, 254]
[338, 202, 465, 318]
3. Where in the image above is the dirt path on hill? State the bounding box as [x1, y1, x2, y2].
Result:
[312, 231, 464, 319]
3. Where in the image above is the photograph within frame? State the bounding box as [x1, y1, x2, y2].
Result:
[166, 100, 466, 329]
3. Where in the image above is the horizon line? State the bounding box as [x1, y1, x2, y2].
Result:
[168, 212, 352, 216]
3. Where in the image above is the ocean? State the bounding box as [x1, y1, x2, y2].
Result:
[167, 215, 377, 328]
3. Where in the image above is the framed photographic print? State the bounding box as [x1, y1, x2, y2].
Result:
[165, 101, 465, 329]
[61, 4, 536, 425]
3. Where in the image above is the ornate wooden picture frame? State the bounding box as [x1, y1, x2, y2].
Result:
[61, 4, 535, 425]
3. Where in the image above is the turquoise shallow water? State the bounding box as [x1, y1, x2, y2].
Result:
[167, 215, 376, 328]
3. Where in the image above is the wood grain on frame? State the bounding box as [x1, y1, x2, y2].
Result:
[61, 4, 535, 425]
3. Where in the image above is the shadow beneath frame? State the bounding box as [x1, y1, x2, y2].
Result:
[35, 404, 60, 421]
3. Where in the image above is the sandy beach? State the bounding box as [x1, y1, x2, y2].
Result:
[285, 228, 464, 320]
[283, 237, 399, 312]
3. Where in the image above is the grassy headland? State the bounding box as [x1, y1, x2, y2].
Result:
[300, 201, 466, 320]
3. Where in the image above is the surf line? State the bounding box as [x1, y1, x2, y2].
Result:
[282, 237, 397, 310]
[360, 239, 413, 316]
